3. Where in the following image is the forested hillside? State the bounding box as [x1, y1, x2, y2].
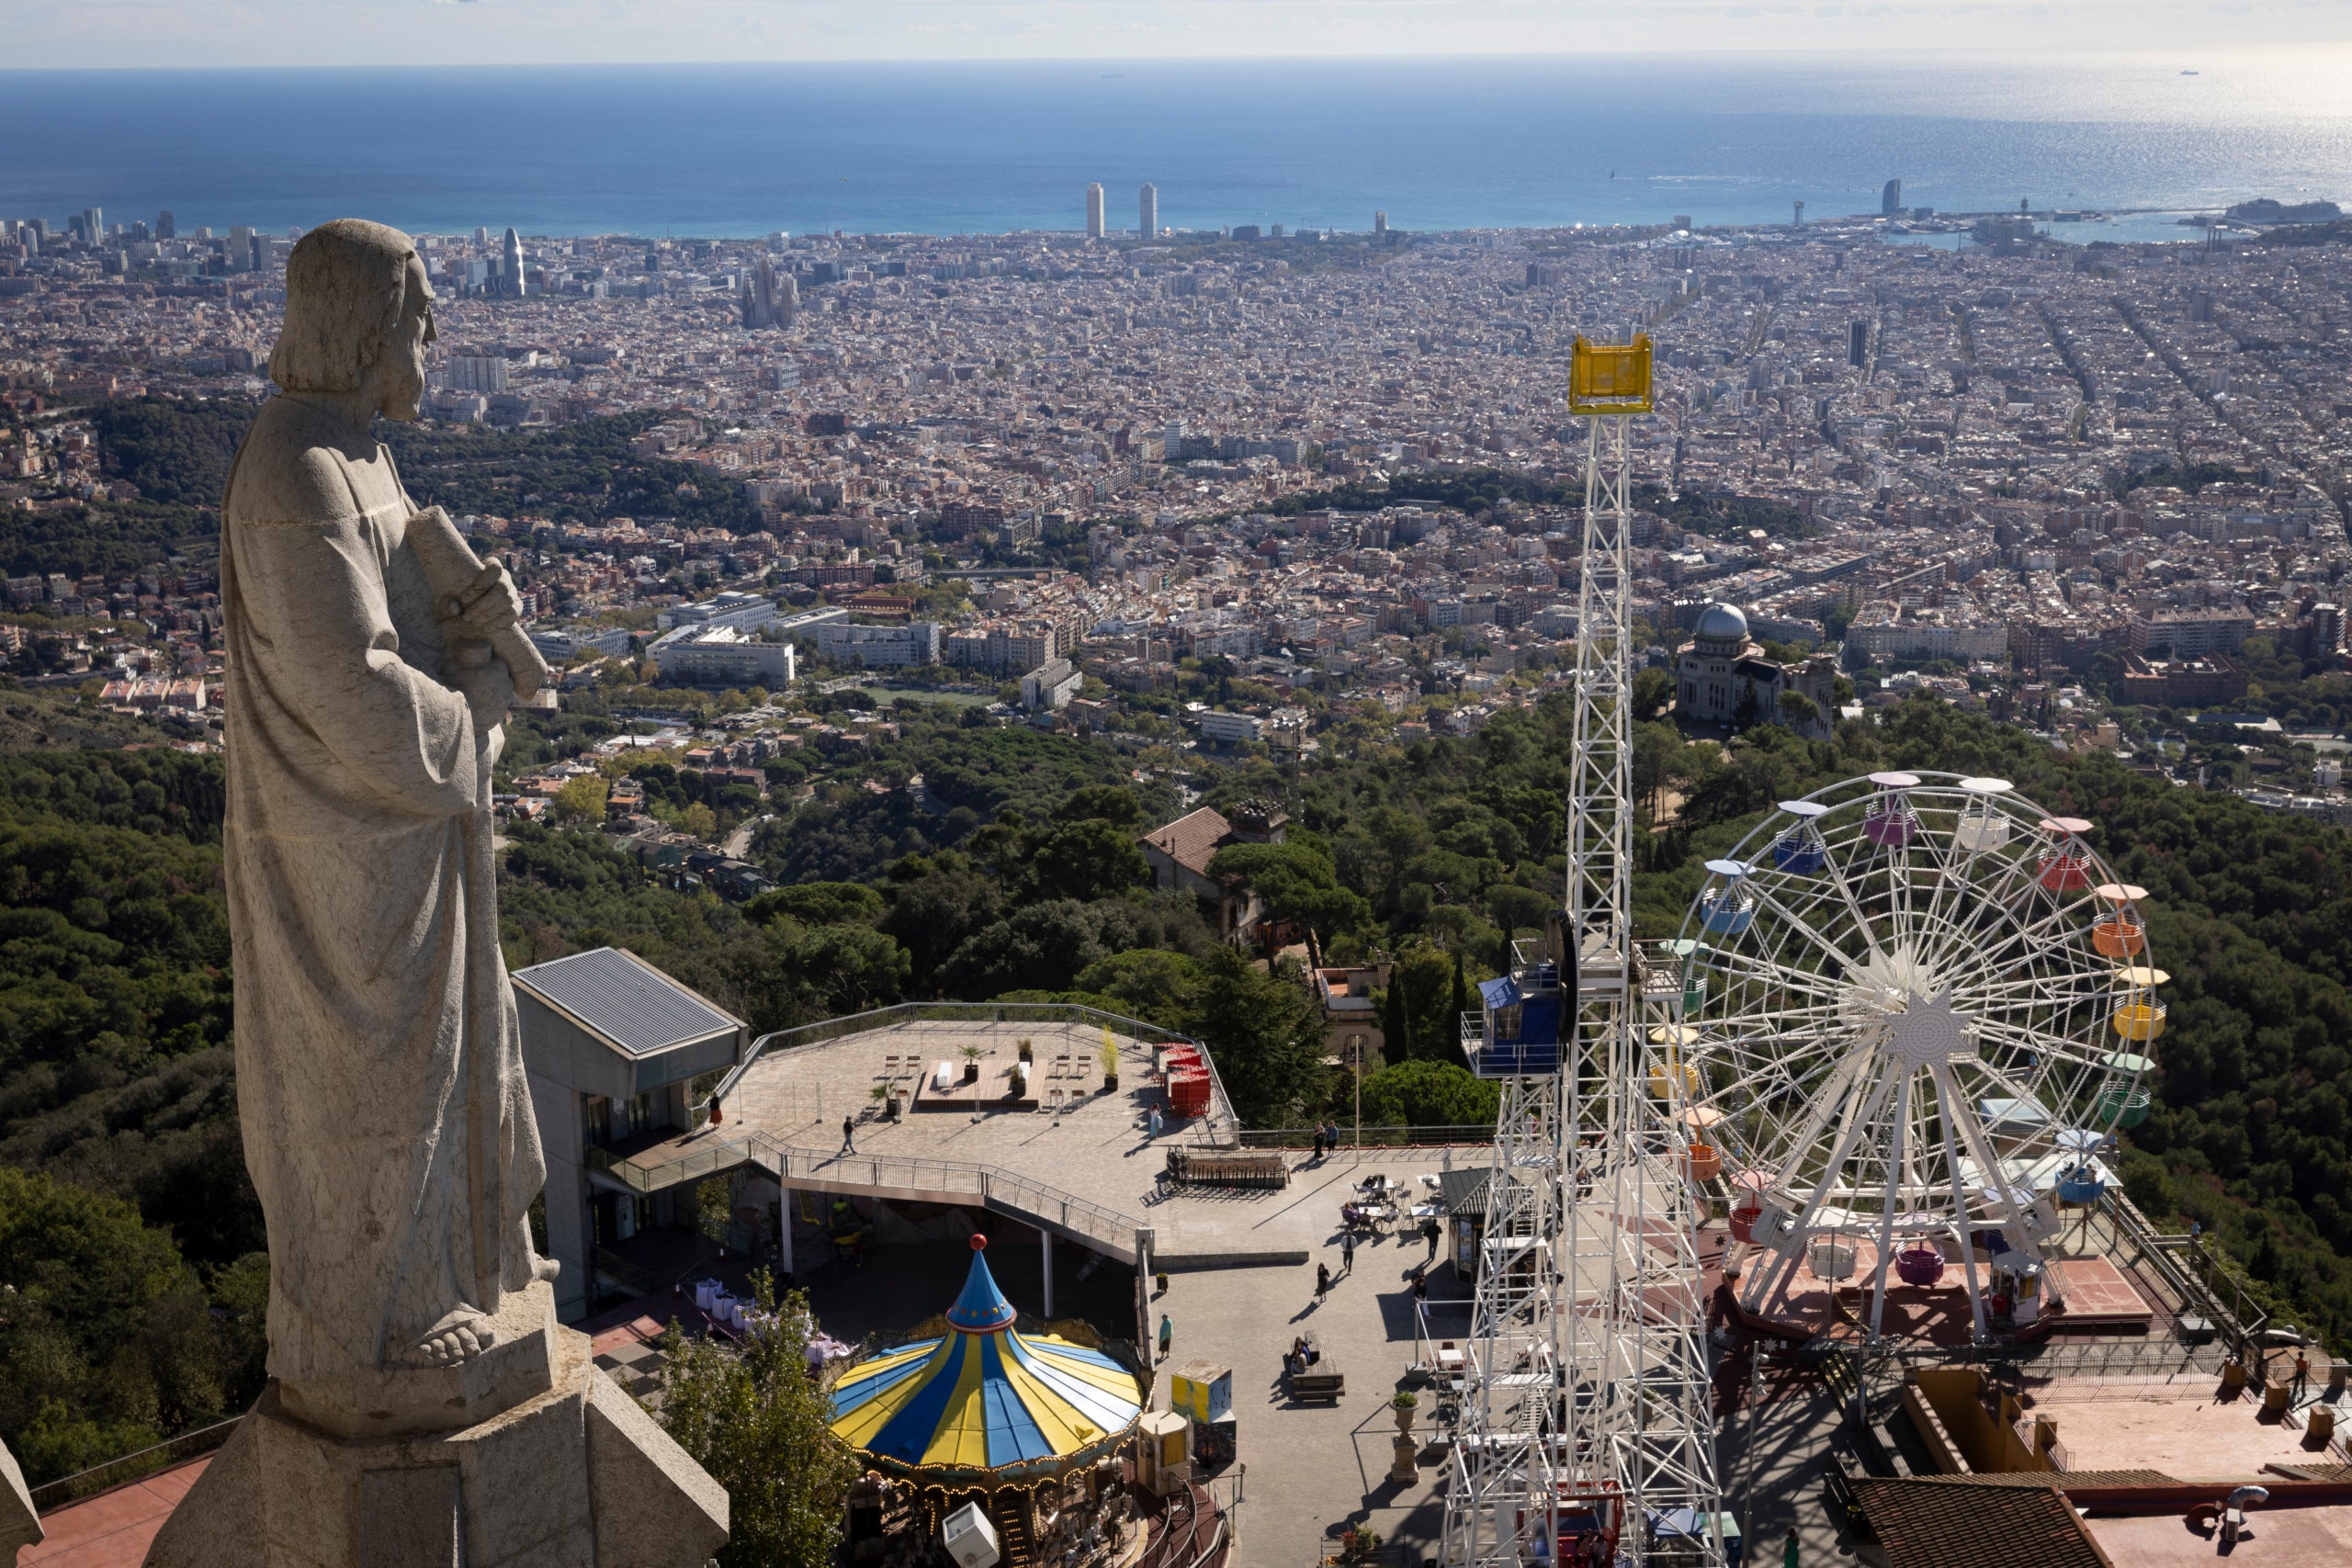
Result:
[381, 412, 765, 533]
[0, 744, 262, 1485]
[0, 395, 262, 578]
[13, 682, 2352, 1482]
[0, 396, 777, 584]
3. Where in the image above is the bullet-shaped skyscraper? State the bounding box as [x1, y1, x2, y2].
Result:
[1882, 179, 1903, 216]
[503, 226, 526, 298]
[1139, 184, 1158, 240]
[1086, 183, 1105, 240]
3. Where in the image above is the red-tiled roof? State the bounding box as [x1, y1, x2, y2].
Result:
[24, 1455, 210, 1568]
[1139, 807, 1232, 878]
[1851, 1477, 2114, 1568]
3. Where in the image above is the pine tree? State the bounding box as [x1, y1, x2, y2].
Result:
[1384, 968, 1410, 1064]
[1449, 951, 1475, 1075]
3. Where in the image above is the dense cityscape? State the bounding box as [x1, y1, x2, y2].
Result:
[6, 194, 2352, 812]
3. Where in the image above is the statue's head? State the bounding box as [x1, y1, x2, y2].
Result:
[269, 219, 436, 422]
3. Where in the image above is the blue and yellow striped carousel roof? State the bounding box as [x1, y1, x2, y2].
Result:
[829, 1235, 1143, 1481]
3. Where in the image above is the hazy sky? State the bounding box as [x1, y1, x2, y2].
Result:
[8, 0, 2351, 69]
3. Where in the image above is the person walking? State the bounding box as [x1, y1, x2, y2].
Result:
[1782, 1527, 1800, 1568]
[1412, 1268, 1429, 1307]
[1422, 1215, 1442, 1263]
[1341, 1230, 1357, 1275]
[840, 1114, 856, 1154]
[1316, 1261, 1332, 1297]
[2295, 1349, 2312, 1398]
[1159, 1312, 1173, 1359]
[1149, 1106, 1164, 1140]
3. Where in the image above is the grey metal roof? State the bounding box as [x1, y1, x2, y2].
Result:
[512, 947, 740, 1058]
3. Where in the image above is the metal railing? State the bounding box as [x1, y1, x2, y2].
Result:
[2101, 1185, 2266, 1355]
[742, 1132, 1152, 1263]
[585, 1136, 753, 1195]
[594, 1246, 658, 1298]
[588, 1130, 1151, 1261]
[1227, 1125, 1494, 1150]
[28, 1415, 243, 1513]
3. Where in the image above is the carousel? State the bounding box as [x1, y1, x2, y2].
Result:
[830, 1235, 1149, 1568]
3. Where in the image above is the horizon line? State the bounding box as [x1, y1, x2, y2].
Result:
[0, 43, 2339, 73]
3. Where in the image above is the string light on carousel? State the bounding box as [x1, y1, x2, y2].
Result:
[829, 1235, 1156, 1568]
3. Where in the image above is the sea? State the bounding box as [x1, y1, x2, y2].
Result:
[0, 51, 2347, 242]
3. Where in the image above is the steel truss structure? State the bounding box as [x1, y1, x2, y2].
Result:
[1445, 348, 1728, 1568]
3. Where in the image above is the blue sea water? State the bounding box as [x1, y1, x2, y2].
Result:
[0, 53, 2346, 239]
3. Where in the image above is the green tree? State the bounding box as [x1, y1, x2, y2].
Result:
[1449, 951, 1474, 1072]
[1031, 817, 1150, 902]
[659, 1272, 860, 1568]
[1074, 950, 1204, 1029]
[1382, 968, 1409, 1064]
[1206, 840, 1374, 945]
[1387, 944, 1458, 1065]
[744, 882, 885, 928]
[1631, 666, 1675, 722]
[1188, 947, 1328, 1126]
[0, 1168, 265, 1485]
[550, 774, 608, 824]
[1775, 690, 1821, 732]
[1361, 1060, 1499, 1129]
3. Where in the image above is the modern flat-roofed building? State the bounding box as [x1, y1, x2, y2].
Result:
[514, 947, 747, 1321]
[809, 618, 941, 669]
[655, 623, 796, 688]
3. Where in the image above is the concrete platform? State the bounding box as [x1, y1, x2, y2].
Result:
[2028, 1380, 2351, 1479]
[624, 1016, 1482, 1275]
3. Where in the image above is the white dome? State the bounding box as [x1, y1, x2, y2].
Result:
[1692, 603, 1749, 645]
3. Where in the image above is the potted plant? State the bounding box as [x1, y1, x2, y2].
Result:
[870, 1082, 896, 1122]
[1100, 1031, 1121, 1091]
[1017, 1037, 1035, 1064]
[960, 1043, 984, 1084]
[1390, 1390, 1419, 1433]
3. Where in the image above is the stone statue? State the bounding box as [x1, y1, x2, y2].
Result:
[148, 220, 724, 1568]
[220, 217, 547, 1382]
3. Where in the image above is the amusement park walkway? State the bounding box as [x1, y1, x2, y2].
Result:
[1144, 1145, 1471, 1568]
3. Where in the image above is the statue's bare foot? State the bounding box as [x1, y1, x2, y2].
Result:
[413, 1310, 498, 1367]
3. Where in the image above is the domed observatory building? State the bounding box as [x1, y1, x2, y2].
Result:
[1673, 601, 1838, 736]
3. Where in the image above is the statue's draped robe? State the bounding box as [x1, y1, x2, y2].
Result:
[223, 396, 544, 1381]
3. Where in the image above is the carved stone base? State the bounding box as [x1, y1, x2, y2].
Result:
[1387, 1433, 1420, 1485]
[144, 1322, 726, 1568]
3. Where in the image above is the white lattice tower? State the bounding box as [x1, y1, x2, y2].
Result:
[1445, 336, 1727, 1568]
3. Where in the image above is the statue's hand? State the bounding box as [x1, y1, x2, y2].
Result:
[447, 637, 515, 733]
[443, 558, 521, 638]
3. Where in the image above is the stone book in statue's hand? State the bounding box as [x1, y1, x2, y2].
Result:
[404, 502, 552, 699]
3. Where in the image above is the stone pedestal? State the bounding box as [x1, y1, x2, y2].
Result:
[1387, 1433, 1420, 1486]
[145, 1286, 725, 1568]
[2, 1438, 40, 1555]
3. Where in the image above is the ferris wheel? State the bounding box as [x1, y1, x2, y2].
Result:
[1662, 771, 2162, 1343]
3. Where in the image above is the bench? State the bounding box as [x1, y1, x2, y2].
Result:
[1165, 1148, 1289, 1190]
[1290, 1362, 1344, 1402]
